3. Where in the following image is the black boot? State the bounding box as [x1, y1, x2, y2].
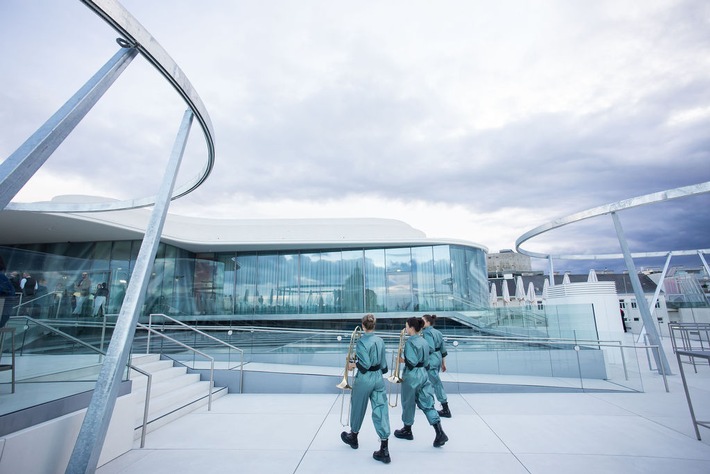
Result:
[433, 422, 448, 447]
[373, 439, 391, 464]
[438, 402, 452, 418]
[341, 431, 358, 449]
[394, 424, 413, 440]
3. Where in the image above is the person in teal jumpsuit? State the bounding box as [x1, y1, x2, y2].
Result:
[394, 317, 448, 447]
[423, 314, 451, 418]
[341, 313, 391, 463]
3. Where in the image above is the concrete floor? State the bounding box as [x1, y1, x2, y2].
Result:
[95, 342, 710, 474]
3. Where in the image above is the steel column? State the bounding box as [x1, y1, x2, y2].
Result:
[0, 44, 137, 210]
[65, 110, 194, 474]
[648, 252, 673, 322]
[698, 251, 710, 280]
[611, 212, 671, 375]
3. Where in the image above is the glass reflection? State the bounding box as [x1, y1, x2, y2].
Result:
[1, 242, 488, 320]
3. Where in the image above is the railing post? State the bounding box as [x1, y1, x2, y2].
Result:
[147, 313, 153, 354]
[617, 340, 629, 381]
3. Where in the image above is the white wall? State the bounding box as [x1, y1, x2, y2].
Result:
[620, 294, 671, 337]
[677, 307, 710, 324]
[546, 282, 625, 363]
[0, 393, 135, 473]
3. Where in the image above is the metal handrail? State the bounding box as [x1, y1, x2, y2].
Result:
[247, 325, 667, 390]
[146, 322, 624, 351]
[128, 364, 152, 448]
[445, 332, 667, 391]
[136, 322, 214, 410]
[148, 313, 244, 393]
[0, 327, 16, 393]
[5, 315, 153, 443]
[11, 291, 62, 318]
[669, 322, 710, 373]
[149, 323, 621, 352]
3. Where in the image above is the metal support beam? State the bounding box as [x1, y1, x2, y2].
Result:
[649, 252, 673, 319]
[611, 212, 671, 375]
[0, 44, 137, 210]
[698, 251, 710, 280]
[548, 256, 555, 287]
[65, 110, 194, 474]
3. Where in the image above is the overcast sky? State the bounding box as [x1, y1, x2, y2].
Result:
[1, 0, 709, 273]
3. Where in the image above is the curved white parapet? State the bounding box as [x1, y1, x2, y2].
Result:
[5, 0, 215, 213]
[515, 181, 710, 260]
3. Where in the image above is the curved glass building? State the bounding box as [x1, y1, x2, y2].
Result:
[0, 202, 489, 328]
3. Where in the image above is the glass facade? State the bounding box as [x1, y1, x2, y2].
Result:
[1, 241, 488, 322]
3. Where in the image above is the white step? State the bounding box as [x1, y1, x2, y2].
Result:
[134, 386, 228, 439]
[130, 354, 161, 365]
[131, 366, 188, 389]
[135, 380, 212, 426]
[132, 372, 202, 400]
[130, 354, 229, 440]
[130, 359, 174, 375]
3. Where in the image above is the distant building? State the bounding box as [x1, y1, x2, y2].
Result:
[489, 272, 674, 337]
[486, 249, 534, 277]
[646, 267, 710, 328]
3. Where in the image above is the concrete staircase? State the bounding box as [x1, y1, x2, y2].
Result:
[129, 354, 228, 438]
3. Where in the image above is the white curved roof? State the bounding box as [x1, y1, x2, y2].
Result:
[0, 196, 487, 253]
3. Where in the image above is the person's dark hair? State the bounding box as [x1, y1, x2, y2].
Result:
[406, 316, 424, 332]
[423, 314, 437, 326]
[362, 313, 376, 331]
[0, 255, 6, 272]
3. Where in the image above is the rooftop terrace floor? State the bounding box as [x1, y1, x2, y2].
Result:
[95, 336, 710, 474]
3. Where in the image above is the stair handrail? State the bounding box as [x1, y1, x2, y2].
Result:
[11, 291, 64, 318]
[5, 315, 153, 445]
[147, 313, 244, 392]
[129, 364, 152, 448]
[136, 322, 214, 410]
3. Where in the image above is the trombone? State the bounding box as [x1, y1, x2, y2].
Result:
[387, 328, 405, 407]
[337, 326, 361, 426]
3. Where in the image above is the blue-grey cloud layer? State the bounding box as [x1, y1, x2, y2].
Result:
[1, 0, 708, 271]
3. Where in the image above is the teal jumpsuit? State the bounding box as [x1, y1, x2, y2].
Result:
[401, 334, 440, 426]
[349, 332, 390, 440]
[423, 326, 448, 404]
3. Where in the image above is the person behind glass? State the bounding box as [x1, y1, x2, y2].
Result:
[73, 272, 92, 315]
[19, 272, 39, 317]
[394, 316, 448, 447]
[20, 272, 38, 297]
[35, 277, 49, 318]
[340, 313, 392, 464]
[93, 282, 109, 317]
[9, 271, 22, 295]
[422, 314, 451, 418]
[0, 256, 18, 328]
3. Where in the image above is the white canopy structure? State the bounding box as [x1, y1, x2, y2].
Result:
[542, 278, 549, 300]
[587, 269, 599, 282]
[515, 276, 526, 302]
[501, 279, 511, 304]
[526, 282, 536, 306]
[489, 283, 498, 306]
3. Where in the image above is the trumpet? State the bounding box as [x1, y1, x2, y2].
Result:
[337, 326, 361, 426]
[387, 328, 405, 407]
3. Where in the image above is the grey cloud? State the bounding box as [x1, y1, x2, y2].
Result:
[2, 0, 709, 263]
